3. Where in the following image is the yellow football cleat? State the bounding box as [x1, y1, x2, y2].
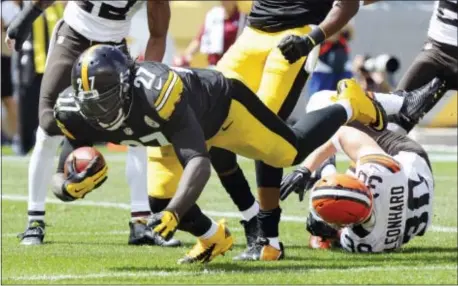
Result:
[178, 219, 233, 264]
[336, 78, 387, 131]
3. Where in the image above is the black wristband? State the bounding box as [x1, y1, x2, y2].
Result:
[304, 27, 327, 47]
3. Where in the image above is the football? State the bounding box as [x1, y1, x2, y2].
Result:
[64, 147, 106, 177]
[310, 173, 373, 227]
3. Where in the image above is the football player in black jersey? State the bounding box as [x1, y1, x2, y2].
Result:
[52, 44, 393, 263]
[6, 0, 176, 247]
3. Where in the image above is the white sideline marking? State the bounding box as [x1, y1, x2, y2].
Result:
[6, 265, 457, 281]
[2, 194, 457, 233]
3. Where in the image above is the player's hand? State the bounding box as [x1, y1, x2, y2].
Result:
[6, 21, 32, 52]
[280, 167, 312, 201]
[60, 156, 108, 201]
[148, 210, 179, 240]
[278, 34, 314, 64]
[4, 35, 16, 51]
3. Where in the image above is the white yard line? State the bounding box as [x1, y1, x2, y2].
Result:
[2, 153, 457, 163]
[5, 265, 457, 281]
[2, 194, 457, 233]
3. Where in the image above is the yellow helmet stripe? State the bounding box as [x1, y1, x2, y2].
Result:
[81, 45, 100, 91]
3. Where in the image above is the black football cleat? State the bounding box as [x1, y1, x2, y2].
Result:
[18, 220, 45, 246]
[233, 236, 284, 261]
[128, 219, 182, 247]
[394, 77, 447, 132]
[240, 216, 259, 248]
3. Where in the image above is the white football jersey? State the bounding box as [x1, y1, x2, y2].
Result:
[428, 0, 457, 46]
[340, 151, 434, 253]
[63, 1, 143, 43]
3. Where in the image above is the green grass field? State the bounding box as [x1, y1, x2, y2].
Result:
[1, 150, 457, 284]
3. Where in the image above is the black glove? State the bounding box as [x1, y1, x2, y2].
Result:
[278, 27, 326, 64]
[56, 156, 108, 202]
[6, 4, 43, 51]
[306, 212, 339, 240]
[280, 167, 311, 201]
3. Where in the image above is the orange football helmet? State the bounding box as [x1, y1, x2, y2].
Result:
[310, 173, 373, 227]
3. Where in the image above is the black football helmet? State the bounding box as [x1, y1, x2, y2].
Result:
[71, 44, 132, 130]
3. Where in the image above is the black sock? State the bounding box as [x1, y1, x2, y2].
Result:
[179, 204, 213, 237]
[148, 197, 169, 214]
[255, 160, 283, 188]
[218, 166, 255, 212]
[210, 147, 255, 212]
[258, 207, 282, 238]
[292, 104, 347, 164]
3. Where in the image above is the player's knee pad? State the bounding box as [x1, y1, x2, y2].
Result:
[147, 146, 183, 199]
[34, 126, 62, 151]
[38, 109, 61, 136]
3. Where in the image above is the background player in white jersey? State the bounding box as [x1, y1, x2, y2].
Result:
[390, 0, 457, 133]
[280, 91, 434, 252]
[5, 0, 180, 247]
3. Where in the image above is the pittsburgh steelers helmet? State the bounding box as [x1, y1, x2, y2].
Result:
[71, 44, 132, 130]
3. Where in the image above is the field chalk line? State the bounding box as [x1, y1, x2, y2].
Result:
[2, 194, 456, 233]
[5, 265, 458, 281]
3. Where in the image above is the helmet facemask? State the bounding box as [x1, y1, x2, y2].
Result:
[74, 73, 131, 131]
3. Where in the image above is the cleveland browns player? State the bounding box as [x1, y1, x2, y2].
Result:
[148, 0, 381, 262]
[6, 0, 178, 247]
[53, 45, 443, 263]
[281, 91, 436, 252]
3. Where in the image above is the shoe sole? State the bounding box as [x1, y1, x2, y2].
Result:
[20, 238, 44, 246]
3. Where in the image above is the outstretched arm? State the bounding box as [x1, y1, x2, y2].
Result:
[148, 107, 211, 240]
[280, 126, 385, 201]
[144, 0, 171, 62]
[5, 0, 56, 51]
[301, 126, 385, 172]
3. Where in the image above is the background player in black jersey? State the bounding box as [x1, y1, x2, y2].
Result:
[53, 45, 441, 263]
[5, 0, 178, 247]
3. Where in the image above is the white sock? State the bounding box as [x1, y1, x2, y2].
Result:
[126, 146, 151, 217]
[241, 201, 259, 222]
[27, 127, 63, 222]
[387, 122, 408, 135]
[336, 100, 353, 122]
[374, 92, 404, 115]
[199, 219, 219, 240]
[267, 237, 280, 250]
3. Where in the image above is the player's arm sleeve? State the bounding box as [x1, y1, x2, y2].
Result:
[162, 106, 211, 218]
